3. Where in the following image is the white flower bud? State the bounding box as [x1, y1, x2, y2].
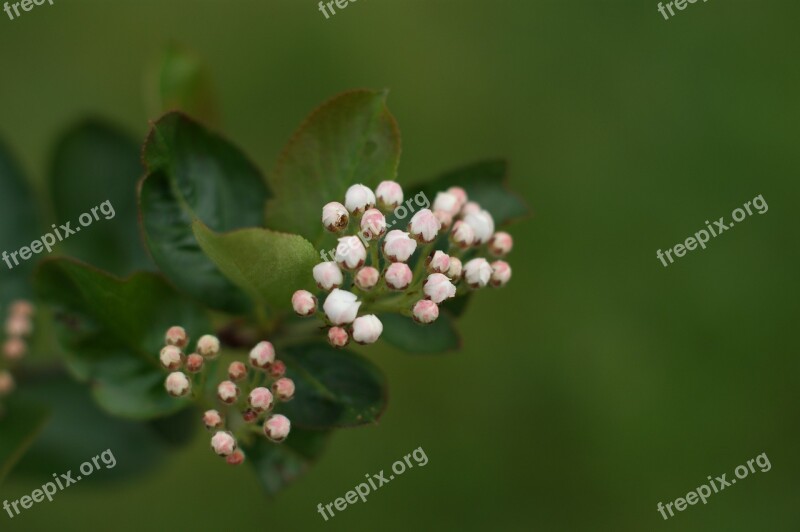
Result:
[433, 210, 453, 231]
[408, 209, 441, 243]
[264, 414, 291, 442]
[226, 449, 245, 466]
[360, 208, 387, 240]
[0, 371, 14, 396]
[426, 250, 450, 274]
[464, 258, 493, 288]
[489, 231, 513, 257]
[323, 289, 361, 325]
[423, 273, 457, 303]
[217, 380, 239, 404]
[463, 209, 495, 245]
[450, 220, 475, 248]
[272, 378, 295, 401]
[9, 300, 34, 318]
[197, 335, 220, 359]
[351, 314, 383, 344]
[203, 409, 223, 430]
[490, 260, 512, 287]
[461, 201, 481, 217]
[160, 345, 184, 371]
[186, 354, 204, 373]
[355, 267, 380, 291]
[5, 315, 31, 337]
[211, 431, 237, 456]
[228, 361, 248, 381]
[375, 181, 403, 211]
[382, 230, 417, 263]
[447, 186, 468, 213]
[328, 326, 350, 348]
[344, 184, 376, 215]
[269, 360, 287, 378]
[249, 387, 274, 412]
[322, 201, 349, 232]
[165, 372, 191, 397]
[447, 257, 463, 281]
[3, 338, 26, 360]
[291, 290, 317, 317]
[164, 326, 189, 348]
[313, 261, 343, 291]
[249, 341, 276, 369]
[412, 300, 439, 324]
[433, 191, 461, 217]
[385, 262, 413, 290]
[335, 236, 367, 270]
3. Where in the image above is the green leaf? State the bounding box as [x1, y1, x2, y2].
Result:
[49, 119, 151, 275]
[192, 221, 318, 308]
[34, 257, 210, 419]
[139, 112, 270, 313]
[265, 89, 402, 243]
[0, 399, 50, 485]
[379, 312, 461, 354]
[277, 343, 387, 429]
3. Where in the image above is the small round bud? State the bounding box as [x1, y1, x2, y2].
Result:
[264, 414, 291, 443]
[464, 258, 493, 288]
[185, 354, 204, 373]
[228, 361, 248, 381]
[463, 209, 495, 245]
[488, 231, 513, 257]
[292, 290, 317, 317]
[3, 338, 26, 360]
[433, 191, 461, 217]
[450, 220, 475, 249]
[242, 409, 259, 423]
[249, 387, 274, 412]
[217, 380, 239, 404]
[165, 372, 191, 397]
[335, 236, 367, 270]
[351, 314, 383, 345]
[354, 267, 380, 291]
[211, 431, 237, 457]
[322, 201, 349, 232]
[0, 371, 15, 396]
[412, 300, 439, 324]
[423, 273, 457, 304]
[203, 409, 223, 430]
[9, 300, 34, 318]
[385, 262, 413, 290]
[269, 360, 287, 378]
[313, 261, 343, 291]
[272, 378, 295, 401]
[5, 315, 31, 337]
[164, 326, 189, 348]
[490, 260, 512, 287]
[328, 326, 350, 348]
[382, 230, 417, 263]
[447, 186, 468, 212]
[159, 345, 184, 371]
[461, 201, 481, 217]
[433, 210, 453, 231]
[447, 257, 463, 281]
[249, 341, 276, 369]
[408, 209, 441, 243]
[426, 250, 450, 274]
[360, 208, 387, 240]
[344, 184, 376, 215]
[226, 449, 245, 466]
[323, 289, 361, 325]
[197, 334, 220, 359]
[375, 181, 403, 211]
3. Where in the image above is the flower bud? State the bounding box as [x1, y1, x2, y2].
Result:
[3, 338, 26, 360]
[242, 409, 259, 423]
[464, 258, 493, 288]
[203, 409, 223, 430]
[211, 431, 237, 457]
[375, 181, 403, 211]
[351, 314, 383, 344]
[197, 334, 220, 359]
[165, 372, 191, 397]
[217, 380, 240, 404]
[335, 236, 367, 270]
[269, 360, 287, 378]
[164, 326, 189, 348]
[226, 449, 245, 465]
[463, 209, 495, 244]
[322, 201, 349, 232]
[228, 361, 248, 381]
[249, 341, 276, 369]
[264, 414, 291, 442]
[382, 230, 417, 262]
[328, 326, 350, 348]
[360, 208, 387, 240]
[272, 378, 295, 401]
[248, 387, 274, 412]
[433, 191, 460, 217]
[313, 261, 343, 291]
[323, 289, 361, 325]
[447, 257, 463, 281]
[160, 345, 184, 371]
[461, 201, 481, 217]
[490, 260, 512, 287]
[385, 262, 413, 290]
[447, 186, 468, 212]
[354, 267, 380, 291]
[408, 209, 441, 243]
[9, 300, 34, 318]
[433, 210, 453, 231]
[426, 250, 450, 274]
[488, 231, 513, 257]
[186, 354, 204, 373]
[412, 300, 439, 324]
[0, 371, 14, 396]
[5, 315, 31, 337]
[423, 273, 457, 304]
[344, 184, 376, 215]
[291, 290, 317, 317]
[450, 220, 475, 249]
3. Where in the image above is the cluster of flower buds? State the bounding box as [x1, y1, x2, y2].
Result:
[292, 182, 514, 347]
[3, 300, 35, 362]
[160, 326, 295, 466]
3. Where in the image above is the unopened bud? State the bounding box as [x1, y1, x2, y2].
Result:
[203, 409, 223, 429]
[385, 262, 413, 290]
[249, 387, 274, 412]
[335, 236, 367, 270]
[375, 181, 403, 211]
[226, 449, 245, 465]
[217, 380, 240, 404]
[463, 209, 495, 245]
[242, 409, 259, 423]
[433, 191, 461, 217]
[355, 267, 380, 291]
[461, 201, 481, 217]
[328, 326, 350, 348]
[3, 338, 26, 360]
[0, 371, 14, 396]
[322, 201, 349, 232]
[382, 230, 417, 263]
[9, 300, 34, 318]
[186, 353, 204, 373]
[490, 260, 512, 287]
[249, 341, 276, 369]
[269, 360, 287, 378]
[272, 378, 295, 401]
[344, 184, 376, 215]
[291, 290, 317, 317]
[211, 431, 237, 457]
[464, 258, 493, 288]
[313, 261, 343, 291]
[264, 414, 291, 442]
[164, 326, 189, 348]
[423, 273, 457, 304]
[450, 220, 475, 249]
[360, 208, 387, 240]
[197, 334, 220, 358]
[412, 300, 439, 324]
[351, 314, 383, 345]
[433, 209, 453, 230]
[447, 257, 463, 281]
[165, 372, 191, 397]
[160, 345, 184, 371]
[408, 209, 441, 243]
[228, 361, 248, 381]
[447, 186, 468, 213]
[5, 315, 31, 337]
[426, 250, 450, 274]
[323, 289, 361, 325]
[488, 231, 513, 257]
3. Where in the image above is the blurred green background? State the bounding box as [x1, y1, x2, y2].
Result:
[1, 0, 799, 530]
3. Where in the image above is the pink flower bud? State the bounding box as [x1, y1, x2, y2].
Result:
[408, 209, 441, 243]
[376, 180, 403, 210]
[186, 354, 204, 373]
[203, 409, 223, 429]
[433, 210, 453, 230]
[323, 289, 361, 325]
[228, 361, 248, 381]
[490, 260, 512, 287]
[291, 290, 317, 317]
[412, 300, 439, 324]
[217, 380, 239, 404]
[160, 345, 184, 371]
[226, 449, 245, 465]
[450, 220, 475, 249]
[211, 431, 237, 456]
[164, 326, 189, 348]
[344, 184, 376, 214]
[322, 201, 349, 232]
[463, 209, 495, 244]
[433, 191, 461, 217]
[488, 231, 513, 257]
[9, 300, 34, 318]
[382, 230, 417, 262]
[335, 236, 367, 270]
[5, 315, 31, 337]
[3, 338, 26, 360]
[0, 371, 14, 396]
[447, 186, 468, 212]
[313, 261, 343, 291]
[351, 314, 383, 344]
[464, 258, 493, 288]
[264, 414, 291, 442]
[360, 208, 387, 240]
[423, 273, 457, 303]
[328, 326, 350, 348]
[426, 250, 450, 274]
[269, 360, 287, 378]
[249, 341, 276, 369]
[447, 257, 463, 281]
[273, 378, 296, 401]
[249, 387, 274, 412]
[165, 372, 191, 397]
[242, 409, 259, 423]
[355, 267, 380, 291]
[197, 334, 220, 359]
[385, 262, 413, 290]
[461, 201, 481, 217]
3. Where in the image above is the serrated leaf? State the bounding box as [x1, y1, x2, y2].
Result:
[379, 312, 461, 354]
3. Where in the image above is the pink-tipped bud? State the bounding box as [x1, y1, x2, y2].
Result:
[242, 409, 259, 423]
[382, 230, 417, 263]
[0, 371, 14, 396]
[335, 236, 367, 271]
[328, 326, 350, 348]
[489, 232, 513, 257]
[269, 360, 287, 378]
[226, 449, 245, 465]
[447, 257, 463, 281]
[272, 378, 295, 401]
[433, 210, 453, 231]
[447, 187, 468, 212]
[160, 345, 184, 371]
[412, 300, 439, 324]
[203, 409, 223, 430]
[5, 315, 31, 337]
[165, 372, 191, 397]
[211, 431, 237, 457]
[217, 380, 240, 404]
[9, 300, 34, 318]
[490, 260, 512, 287]
[249, 341, 276, 369]
[323, 289, 361, 325]
[344, 184, 376, 215]
[375, 181, 403, 211]
[249, 387, 274, 412]
[450, 220, 475, 249]
[355, 267, 380, 291]
[433, 191, 461, 217]
[264, 414, 291, 443]
[461, 201, 481, 217]
[423, 273, 457, 304]
[360, 208, 387, 240]
[228, 361, 248, 381]
[186, 354, 204, 373]
[322, 201, 349, 232]
[408, 209, 441, 243]
[463, 209, 495, 245]
[292, 290, 317, 317]
[385, 262, 413, 290]
[464, 258, 493, 288]
[164, 326, 189, 348]
[351, 314, 383, 345]
[197, 335, 220, 359]
[3, 338, 26, 360]
[313, 261, 344, 291]
[426, 250, 451, 274]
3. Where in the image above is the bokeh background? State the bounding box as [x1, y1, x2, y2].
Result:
[1, 0, 799, 530]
